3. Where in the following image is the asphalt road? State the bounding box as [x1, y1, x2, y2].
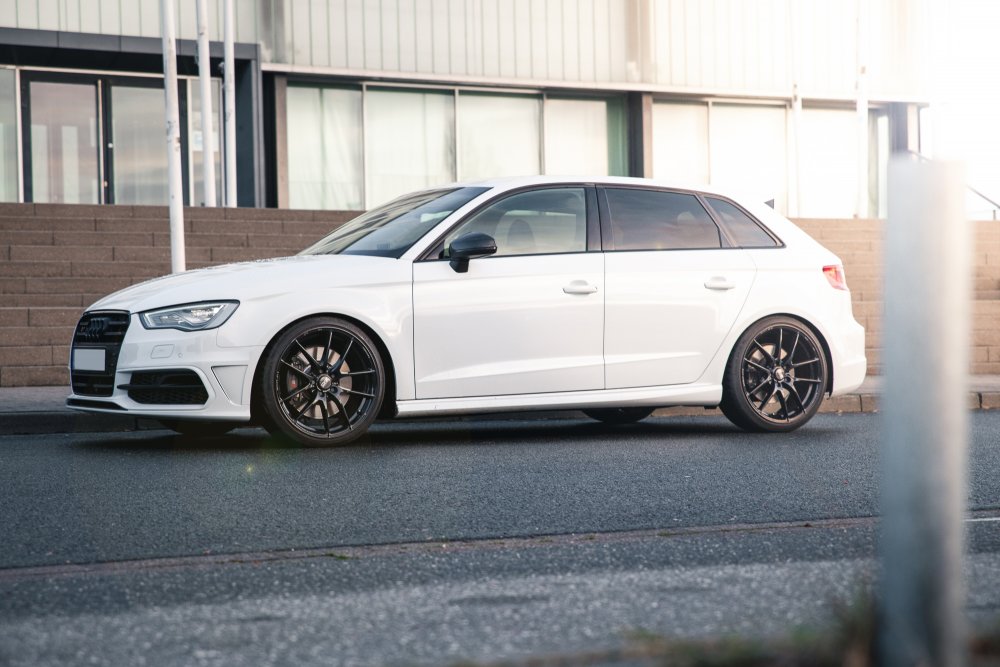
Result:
[1, 412, 1000, 666]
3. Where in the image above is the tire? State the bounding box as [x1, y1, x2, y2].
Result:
[582, 407, 654, 425]
[160, 420, 239, 437]
[259, 317, 385, 447]
[720, 317, 828, 433]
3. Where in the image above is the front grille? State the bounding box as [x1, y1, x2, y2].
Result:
[120, 370, 209, 405]
[71, 311, 130, 397]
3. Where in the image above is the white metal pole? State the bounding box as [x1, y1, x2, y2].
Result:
[160, 0, 185, 273]
[196, 0, 216, 207]
[223, 0, 237, 207]
[855, 0, 869, 218]
[881, 158, 970, 667]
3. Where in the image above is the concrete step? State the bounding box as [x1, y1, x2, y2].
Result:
[0, 364, 68, 387]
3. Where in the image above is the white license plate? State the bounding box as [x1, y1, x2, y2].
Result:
[73, 348, 106, 372]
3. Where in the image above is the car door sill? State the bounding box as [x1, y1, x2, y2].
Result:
[396, 383, 722, 417]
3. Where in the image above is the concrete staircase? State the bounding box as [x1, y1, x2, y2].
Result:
[796, 218, 1000, 376]
[0, 203, 354, 387]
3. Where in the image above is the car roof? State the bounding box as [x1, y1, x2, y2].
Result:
[452, 175, 729, 195]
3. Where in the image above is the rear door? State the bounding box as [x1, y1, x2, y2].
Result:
[600, 186, 756, 388]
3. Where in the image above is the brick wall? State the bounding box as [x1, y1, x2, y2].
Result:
[0, 203, 354, 387]
[1, 204, 998, 386]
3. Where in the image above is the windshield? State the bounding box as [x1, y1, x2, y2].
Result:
[299, 186, 490, 258]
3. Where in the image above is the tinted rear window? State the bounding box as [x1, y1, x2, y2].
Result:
[704, 197, 779, 248]
[605, 188, 721, 251]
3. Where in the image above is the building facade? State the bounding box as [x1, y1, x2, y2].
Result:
[0, 0, 930, 216]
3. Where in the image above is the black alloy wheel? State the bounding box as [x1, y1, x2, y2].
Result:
[583, 407, 655, 425]
[720, 317, 828, 432]
[260, 317, 385, 447]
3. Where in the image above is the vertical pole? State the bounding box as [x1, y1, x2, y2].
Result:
[160, 0, 185, 273]
[855, 0, 869, 217]
[881, 158, 970, 667]
[790, 84, 803, 218]
[223, 0, 237, 207]
[196, 0, 216, 207]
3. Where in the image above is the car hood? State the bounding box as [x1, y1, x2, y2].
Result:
[88, 254, 405, 313]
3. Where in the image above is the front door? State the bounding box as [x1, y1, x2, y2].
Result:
[413, 186, 605, 399]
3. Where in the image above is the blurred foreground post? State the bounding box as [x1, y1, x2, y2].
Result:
[881, 159, 970, 666]
[159, 0, 185, 273]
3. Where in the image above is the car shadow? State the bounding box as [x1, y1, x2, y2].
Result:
[72, 412, 850, 455]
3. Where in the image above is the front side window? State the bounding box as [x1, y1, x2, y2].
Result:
[605, 188, 721, 251]
[300, 186, 488, 258]
[444, 188, 588, 258]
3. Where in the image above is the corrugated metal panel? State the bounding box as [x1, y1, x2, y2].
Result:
[0, 0, 928, 100]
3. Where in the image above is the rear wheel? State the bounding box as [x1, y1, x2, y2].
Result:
[720, 317, 827, 432]
[582, 407, 654, 425]
[259, 317, 385, 447]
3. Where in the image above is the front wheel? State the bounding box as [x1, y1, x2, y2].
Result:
[259, 317, 385, 447]
[720, 317, 828, 433]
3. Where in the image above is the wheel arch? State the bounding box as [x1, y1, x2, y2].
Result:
[249, 312, 399, 426]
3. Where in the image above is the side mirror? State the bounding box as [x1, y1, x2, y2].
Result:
[448, 232, 497, 273]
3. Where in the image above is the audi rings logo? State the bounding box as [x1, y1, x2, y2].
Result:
[79, 317, 110, 342]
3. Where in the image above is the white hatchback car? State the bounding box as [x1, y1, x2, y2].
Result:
[67, 177, 866, 445]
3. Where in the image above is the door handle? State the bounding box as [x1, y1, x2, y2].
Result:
[704, 277, 736, 291]
[563, 280, 599, 295]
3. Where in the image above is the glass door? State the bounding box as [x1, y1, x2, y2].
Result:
[21, 72, 199, 206]
[22, 78, 101, 204]
[107, 81, 170, 205]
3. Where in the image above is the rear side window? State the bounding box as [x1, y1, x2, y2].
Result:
[604, 188, 721, 251]
[704, 197, 779, 248]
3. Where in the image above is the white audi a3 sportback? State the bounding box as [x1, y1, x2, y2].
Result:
[67, 177, 866, 446]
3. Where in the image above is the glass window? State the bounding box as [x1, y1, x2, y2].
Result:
[709, 104, 788, 214]
[797, 108, 858, 218]
[29, 81, 100, 204]
[189, 79, 223, 207]
[0, 70, 16, 202]
[300, 186, 488, 258]
[111, 85, 169, 205]
[287, 85, 363, 210]
[605, 188, 721, 251]
[445, 187, 587, 257]
[457, 93, 541, 181]
[366, 88, 455, 207]
[652, 102, 709, 183]
[704, 197, 777, 248]
[544, 97, 627, 176]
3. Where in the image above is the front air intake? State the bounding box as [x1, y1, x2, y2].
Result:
[118, 370, 209, 405]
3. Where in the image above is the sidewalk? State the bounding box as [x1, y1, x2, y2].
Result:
[2, 377, 1000, 436]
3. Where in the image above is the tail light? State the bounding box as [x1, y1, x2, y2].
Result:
[823, 264, 848, 291]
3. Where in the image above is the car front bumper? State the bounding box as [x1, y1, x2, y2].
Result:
[67, 314, 262, 423]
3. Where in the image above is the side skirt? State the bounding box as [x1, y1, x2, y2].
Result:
[395, 383, 722, 418]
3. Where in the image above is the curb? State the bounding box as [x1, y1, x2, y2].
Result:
[3, 391, 999, 437]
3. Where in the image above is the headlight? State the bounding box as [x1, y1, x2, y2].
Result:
[139, 301, 239, 331]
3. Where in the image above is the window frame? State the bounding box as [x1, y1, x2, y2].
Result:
[417, 184, 602, 262]
[596, 185, 784, 252]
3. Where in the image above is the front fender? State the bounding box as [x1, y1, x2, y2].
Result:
[216, 282, 415, 400]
